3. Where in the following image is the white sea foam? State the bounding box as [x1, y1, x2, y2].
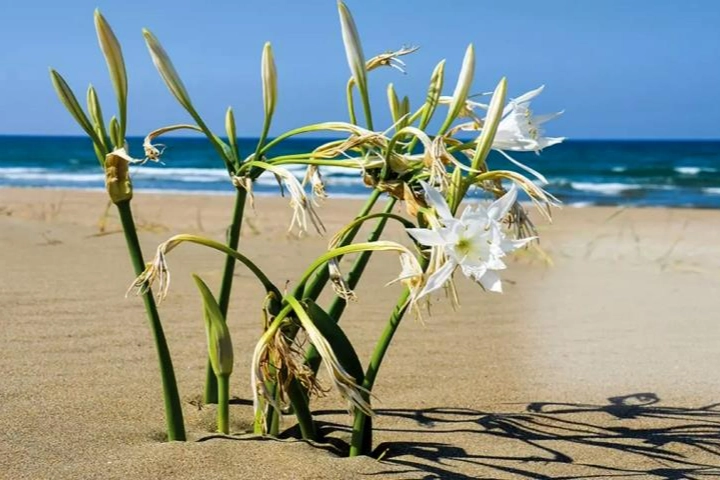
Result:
[703, 188, 720, 195]
[570, 182, 643, 195]
[611, 166, 627, 172]
[674, 166, 716, 175]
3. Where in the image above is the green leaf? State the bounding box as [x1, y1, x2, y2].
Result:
[192, 275, 234, 376]
[304, 299, 364, 383]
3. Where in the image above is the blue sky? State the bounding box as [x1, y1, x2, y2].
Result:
[1, 0, 719, 139]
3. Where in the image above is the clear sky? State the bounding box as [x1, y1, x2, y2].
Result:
[1, 0, 719, 139]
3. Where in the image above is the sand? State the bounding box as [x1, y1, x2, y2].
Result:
[1, 187, 720, 479]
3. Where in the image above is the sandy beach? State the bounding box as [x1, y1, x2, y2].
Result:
[2, 187, 720, 479]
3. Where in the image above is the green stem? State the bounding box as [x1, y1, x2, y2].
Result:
[287, 378, 316, 440]
[217, 374, 230, 434]
[117, 200, 186, 441]
[204, 189, 248, 404]
[304, 198, 398, 374]
[262, 189, 382, 430]
[301, 188, 381, 300]
[349, 288, 412, 456]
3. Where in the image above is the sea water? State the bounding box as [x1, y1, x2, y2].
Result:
[1, 136, 719, 208]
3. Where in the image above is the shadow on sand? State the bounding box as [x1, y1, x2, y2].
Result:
[303, 393, 720, 479]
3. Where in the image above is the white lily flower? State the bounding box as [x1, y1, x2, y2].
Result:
[407, 182, 534, 297]
[455, 86, 564, 184]
[492, 86, 565, 153]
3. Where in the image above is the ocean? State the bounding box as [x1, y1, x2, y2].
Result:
[1, 136, 719, 208]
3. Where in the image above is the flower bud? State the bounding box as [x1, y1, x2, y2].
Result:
[94, 10, 127, 139]
[261, 42, 277, 122]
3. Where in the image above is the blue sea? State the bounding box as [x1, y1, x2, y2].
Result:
[1, 136, 719, 208]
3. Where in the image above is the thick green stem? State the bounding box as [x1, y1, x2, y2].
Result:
[287, 378, 316, 440]
[204, 189, 248, 403]
[349, 288, 412, 456]
[217, 374, 230, 434]
[305, 198, 397, 374]
[117, 200, 186, 441]
[301, 188, 381, 300]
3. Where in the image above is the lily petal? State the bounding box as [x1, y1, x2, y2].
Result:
[487, 184, 517, 222]
[478, 270, 503, 293]
[407, 227, 446, 246]
[417, 259, 455, 300]
[420, 181, 452, 221]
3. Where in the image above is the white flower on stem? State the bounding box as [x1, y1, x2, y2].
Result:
[407, 182, 534, 298]
[456, 86, 564, 184]
[492, 86, 564, 153]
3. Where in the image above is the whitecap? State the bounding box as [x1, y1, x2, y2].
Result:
[570, 182, 643, 195]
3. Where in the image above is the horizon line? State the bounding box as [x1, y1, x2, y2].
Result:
[1, 133, 720, 142]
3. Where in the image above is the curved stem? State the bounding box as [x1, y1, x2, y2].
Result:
[117, 200, 186, 441]
[300, 189, 381, 300]
[346, 78, 358, 125]
[204, 189, 248, 403]
[304, 198, 399, 375]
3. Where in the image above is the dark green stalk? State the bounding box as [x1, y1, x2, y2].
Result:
[117, 200, 186, 441]
[217, 374, 230, 434]
[304, 198, 397, 374]
[204, 188, 248, 403]
[349, 288, 411, 456]
[349, 253, 429, 456]
[286, 378, 316, 440]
